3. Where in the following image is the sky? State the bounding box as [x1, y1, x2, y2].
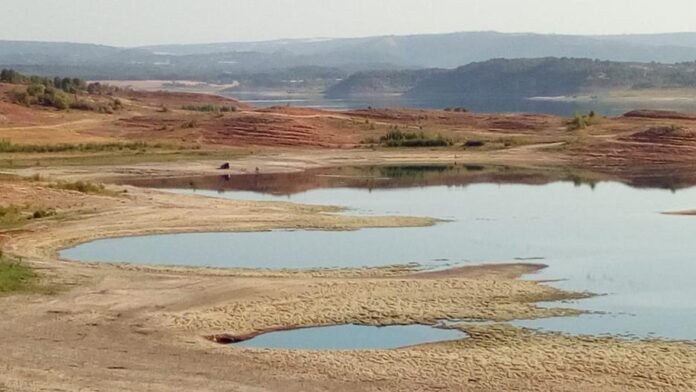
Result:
[1, 0, 696, 47]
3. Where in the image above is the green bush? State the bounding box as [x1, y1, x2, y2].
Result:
[31, 209, 56, 219]
[0, 257, 37, 294]
[182, 104, 237, 113]
[0, 140, 155, 153]
[376, 130, 452, 147]
[3, 69, 120, 112]
[567, 111, 598, 130]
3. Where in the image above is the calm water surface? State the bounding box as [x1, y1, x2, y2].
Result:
[62, 167, 696, 340]
[229, 92, 696, 116]
[234, 325, 466, 350]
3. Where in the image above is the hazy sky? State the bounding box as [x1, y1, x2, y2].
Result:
[2, 0, 696, 46]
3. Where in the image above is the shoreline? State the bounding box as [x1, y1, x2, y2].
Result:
[0, 154, 695, 390]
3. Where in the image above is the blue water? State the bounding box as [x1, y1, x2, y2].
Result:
[61, 172, 696, 340]
[230, 92, 696, 116]
[234, 325, 466, 350]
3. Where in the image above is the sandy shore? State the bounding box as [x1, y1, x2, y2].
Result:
[0, 163, 695, 391]
[3, 145, 568, 183]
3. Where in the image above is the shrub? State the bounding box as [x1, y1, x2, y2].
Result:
[31, 209, 56, 219]
[182, 119, 199, 129]
[0, 140, 155, 153]
[182, 104, 237, 113]
[375, 130, 452, 147]
[567, 111, 598, 130]
[0, 257, 37, 294]
[464, 140, 485, 148]
[0, 205, 20, 219]
[444, 107, 468, 112]
[48, 181, 108, 195]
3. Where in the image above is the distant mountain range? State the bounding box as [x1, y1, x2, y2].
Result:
[140, 32, 696, 68]
[328, 58, 696, 99]
[2, 31, 696, 93]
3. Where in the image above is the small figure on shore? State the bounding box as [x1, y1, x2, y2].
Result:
[218, 162, 230, 170]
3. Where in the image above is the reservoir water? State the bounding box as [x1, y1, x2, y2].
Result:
[234, 325, 466, 350]
[228, 92, 696, 116]
[62, 166, 696, 340]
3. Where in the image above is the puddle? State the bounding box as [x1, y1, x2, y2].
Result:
[232, 324, 467, 350]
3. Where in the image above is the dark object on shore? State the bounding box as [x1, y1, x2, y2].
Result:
[205, 334, 242, 344]
[205, 333, 258, 344]
[464, 140, 485, 148]
[218, 162, 230, 170]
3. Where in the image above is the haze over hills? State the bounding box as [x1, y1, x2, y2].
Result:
[593, 32, 696, 48]
[140, 31, 696, 68]
[3, 31, 696, 100]
[4, 31, 696, 79]
[326, 58, 696, 99]
[406, 58, 696, 98]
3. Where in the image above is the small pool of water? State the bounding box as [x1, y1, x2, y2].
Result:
[233, 324, 466, 350]
[62, 166, 696, 340]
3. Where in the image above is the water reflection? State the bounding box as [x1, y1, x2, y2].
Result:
[118, 164, 696, 196]
[67, 165, 696, 340]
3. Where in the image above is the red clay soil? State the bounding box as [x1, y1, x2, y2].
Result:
[0, 100, 56, 126]
[122, 90, 252, 110]
[622, 126, 696, 145]
[255, 106, 330, 116]
[570, 122, 696, 165]
[623, 109, 696, 121]
[10, 84, 696, 166]
[347, 108, 564, 135]
[199, 114, 357, 147]
[115, 112, 358, 148]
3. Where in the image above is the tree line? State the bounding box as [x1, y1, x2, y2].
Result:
[1, 68, 120, 111]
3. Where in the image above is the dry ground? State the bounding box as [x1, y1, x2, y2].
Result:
[1, 88, 696, 391]
[0, 176, 693, 391]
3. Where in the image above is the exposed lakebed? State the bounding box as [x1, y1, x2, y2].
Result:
[62, 165, 696, 341]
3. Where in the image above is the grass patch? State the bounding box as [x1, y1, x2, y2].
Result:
[367, 130, 453, 147]
[0, 204, 58, 229]
[0, 256, 38, 294]
[0, 147, 243, 169]
[182, 104, 237, 113]
[47, 180, 110, 195]
[0, 140, 160, 153]
[0, 205, 24, 228]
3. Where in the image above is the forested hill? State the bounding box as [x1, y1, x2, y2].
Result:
[328, 58, 696, 99]
[325, 69, 445, 98]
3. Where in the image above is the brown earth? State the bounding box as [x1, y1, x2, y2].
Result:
[6, 83, 696, 167]
[2, 88, 696, 391]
